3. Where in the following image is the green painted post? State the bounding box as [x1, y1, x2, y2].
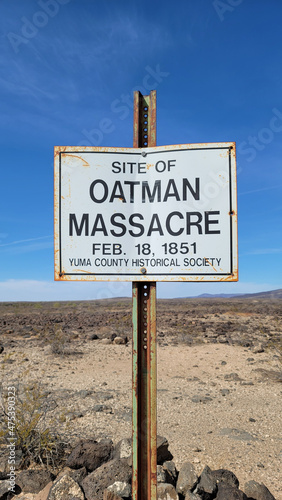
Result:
[132, 90, 157, 500]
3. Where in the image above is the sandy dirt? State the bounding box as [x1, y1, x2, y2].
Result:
[0, 297, 281, 498]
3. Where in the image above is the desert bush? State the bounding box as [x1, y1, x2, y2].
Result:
[0, 380, 69, 470]
[42, 327, 79, 356]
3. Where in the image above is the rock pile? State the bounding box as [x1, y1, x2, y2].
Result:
[0, 435, 277, 500]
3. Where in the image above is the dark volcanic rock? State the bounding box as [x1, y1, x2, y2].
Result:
[57, 466, 88, 486]
[163, 460, 178, 486]
[66, 438, 113, 472]
[90, 333, 99, 340]
[0, 479, 21, 498]
[157, 435, 173, 464]
[16, 468, 54, 493]
[244, 480, 276, 500]
[215, 483, 247, 499]
[194, 465, 217, 499]
[176, 461, 198, 495]
[185, 492, 202, 499]
[81, 459, 132, 500]
[157, 464, 175, 484]
[211, 468, 239, 488]
[157, 483, 178, 499]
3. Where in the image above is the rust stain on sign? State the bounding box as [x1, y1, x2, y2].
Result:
[61, 153, 90, 168]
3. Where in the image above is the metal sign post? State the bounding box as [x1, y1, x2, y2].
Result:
[132, 91, 157, 500]
[54, 88, 238, 500]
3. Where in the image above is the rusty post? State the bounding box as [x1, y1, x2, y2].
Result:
[132, 90, 157, 500]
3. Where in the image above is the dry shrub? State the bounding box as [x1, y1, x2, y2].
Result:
[0, 380, 68, 470]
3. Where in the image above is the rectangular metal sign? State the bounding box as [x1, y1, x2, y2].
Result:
[54, 143, 238, 282]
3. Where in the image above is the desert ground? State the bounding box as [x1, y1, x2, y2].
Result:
[0, 294, 281, 498]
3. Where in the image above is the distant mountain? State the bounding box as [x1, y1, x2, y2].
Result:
[235, 289, 282, 299]
[195, 289, 282, 299]
[196, 293, 240, 298]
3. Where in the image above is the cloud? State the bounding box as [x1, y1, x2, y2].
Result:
[239, 184, 282, 196]
[245, 248, 282, 256]
[0, 235, 52, 248]
[0, 236, 53, 255]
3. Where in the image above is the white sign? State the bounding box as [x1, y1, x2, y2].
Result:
[54, 143, 238, 282]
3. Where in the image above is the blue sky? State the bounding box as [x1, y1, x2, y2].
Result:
[0, 0, 281, 301]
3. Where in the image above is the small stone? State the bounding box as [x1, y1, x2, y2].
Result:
[103, 492, 123, 500]
[93, 404, 113, 413]
[253, 344, 264, 354]
[47, 474, 84, 500]
[157, 483, 178, 500]
[100, 338, 112, 345]
[163, 461, 178, 486]
[211, 469, 239, 488]
[220, 389, 230, 396]
[191, 395, 213, 403]
[224, 373, 241, 381]
[113, 336, 126, 345]
[176, 461, 198, 495]
[56, 466, 87, 486]
[185, 492, 202, 500]
[195, 465, 217, 497]
[113, 438, 132, 461]
[90, 334, 99, 340]
[157, 465, 168, 483]
[107, 481, 131, 498]
[157, 436, 173, 464]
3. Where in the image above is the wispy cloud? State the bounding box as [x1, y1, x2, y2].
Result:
[0, 235, 53, 255]
[239, 184, 282, 196]
[245, 248, 282, 256]
[0, 235, 52, 248]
